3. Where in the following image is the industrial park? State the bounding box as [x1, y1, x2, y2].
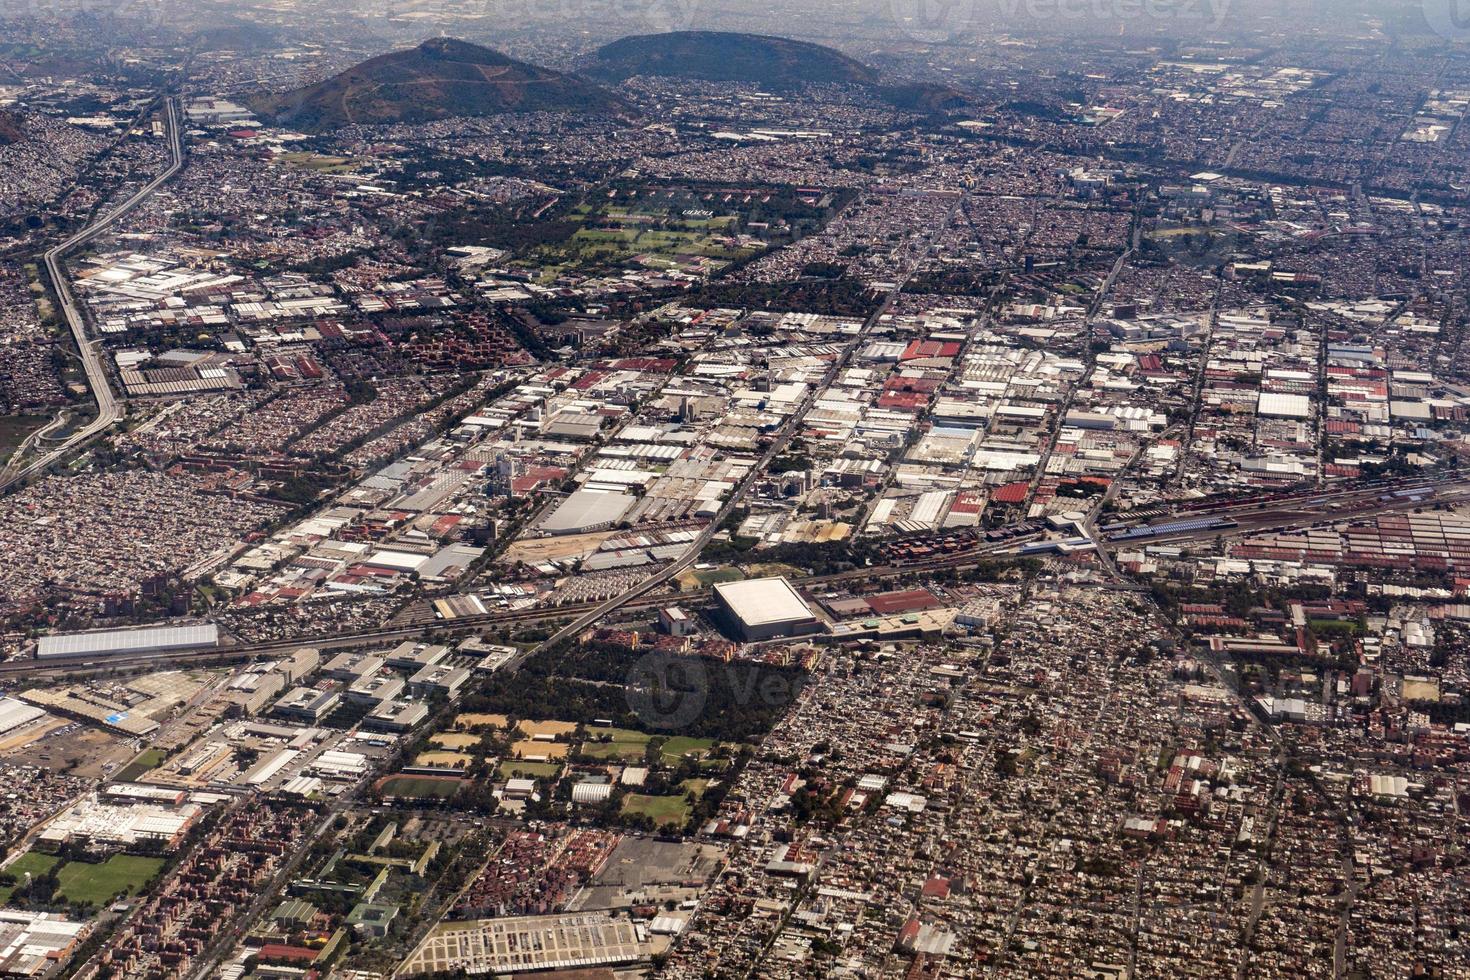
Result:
[1, 0, 1470, 978]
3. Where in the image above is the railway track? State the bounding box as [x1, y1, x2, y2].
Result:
[10, 470, 1469, 681]
[0, 542, 1030, 679]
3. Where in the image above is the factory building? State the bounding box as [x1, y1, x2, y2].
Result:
[36, 624, 219, 660]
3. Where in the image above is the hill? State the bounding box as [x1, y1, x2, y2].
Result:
[246, 37, 626, 131]
[584, 31, 880, 90]
[878, 82, 971, 113]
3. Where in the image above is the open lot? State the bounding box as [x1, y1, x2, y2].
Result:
[0, 852, 61, 903]
[0, 414, 47, 459]
[516, 720, 578, 739]
[502, 530, 615, 565]
[376, 774, 464, 800]
[8, 726, 132, 780]
[454, 713, 509, 731]
[511, 739, 568, 760]
[0, 852, 162, 907]
[497, 760, 560, 780]
[56, 854, 164, 906]
[429, 733, 481, 750]
[659, 736, 717, 765]
[114, 747, 167, 783]
[621, 793, 691, 829]
[580, 726, 651, 761]
[676, 566, 744, 591]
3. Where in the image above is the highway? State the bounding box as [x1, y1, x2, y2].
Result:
[0, 96, 183, 492]
[526, 211, 948, 661]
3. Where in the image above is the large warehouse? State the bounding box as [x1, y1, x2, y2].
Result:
[539, 489, 635, 536]
[713, 577, 823, 642]
[36, 624, 220, 660]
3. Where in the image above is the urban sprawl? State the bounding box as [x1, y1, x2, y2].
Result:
[0, 2, 1469, 979]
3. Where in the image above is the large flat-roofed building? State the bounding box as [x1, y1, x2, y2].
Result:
[0, 698, 46, 737]
[36, 624, 219, 660]
[539, 489, 635, 535]
[399, 912, 642, 976]
[363, 699, 429, 733]
[0, 910, 89, 978]
[272, 687, 341, 723]
[274, 647, 321, 684]
[713, 577, 822, 642]
[37, 796, 203, 851]
[385, 641, 448, 672]
[408, 664, 470, 700]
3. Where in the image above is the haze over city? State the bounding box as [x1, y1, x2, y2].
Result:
[0, 0, 1467, 978]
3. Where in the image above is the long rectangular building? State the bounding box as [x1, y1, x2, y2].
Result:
[36, 624, 219, 660]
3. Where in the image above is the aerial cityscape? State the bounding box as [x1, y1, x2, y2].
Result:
[0, 0, 1469, 977]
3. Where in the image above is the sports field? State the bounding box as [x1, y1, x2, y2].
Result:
[56, 854, 163, 906]
[376, 774, 463, 800]
[621, 794, 691, 828]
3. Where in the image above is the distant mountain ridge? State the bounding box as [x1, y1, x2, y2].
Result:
[582, 31, 969, 112]
[583, 30, 881, 89]
[246, 37, 626, 131]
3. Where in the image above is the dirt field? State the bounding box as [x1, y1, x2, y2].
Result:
[455, 713, 509, 730]
[430, 733, 480, 750]
[0, 716, 68, 756]
[8, 726, 133, 780]
[501, 530, 615, 565]
[512, 739, 569, 759]
[516, 719, 578, 739]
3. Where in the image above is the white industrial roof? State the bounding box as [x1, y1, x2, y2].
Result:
[714, 577, 814, 627]
[1257, 392, 1311, 419]
[540, 490, 635, 534]
[37, 623, 219, 658]
[0, 697, 45, 736]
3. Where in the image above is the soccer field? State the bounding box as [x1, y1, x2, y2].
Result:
[55, 855, 164, 906]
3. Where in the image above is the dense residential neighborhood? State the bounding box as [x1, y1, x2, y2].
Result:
[0, 1, 1469, 978]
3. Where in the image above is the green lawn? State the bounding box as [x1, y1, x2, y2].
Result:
[376, 775, 463, 800]
[660, 736, 716, 765]
[114, 747, 166, 783]
[679, 778, 712, 799]
[677, 566, 744, 592]
[0, 852, 61, 903]
[621, 794, 692, 829]
[0, 415, 47, 459]
[580, 727, 651, 761]
[55, 854, 163, 906]
[498, 760, 561, 780]
[579, 741, 647, 761]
